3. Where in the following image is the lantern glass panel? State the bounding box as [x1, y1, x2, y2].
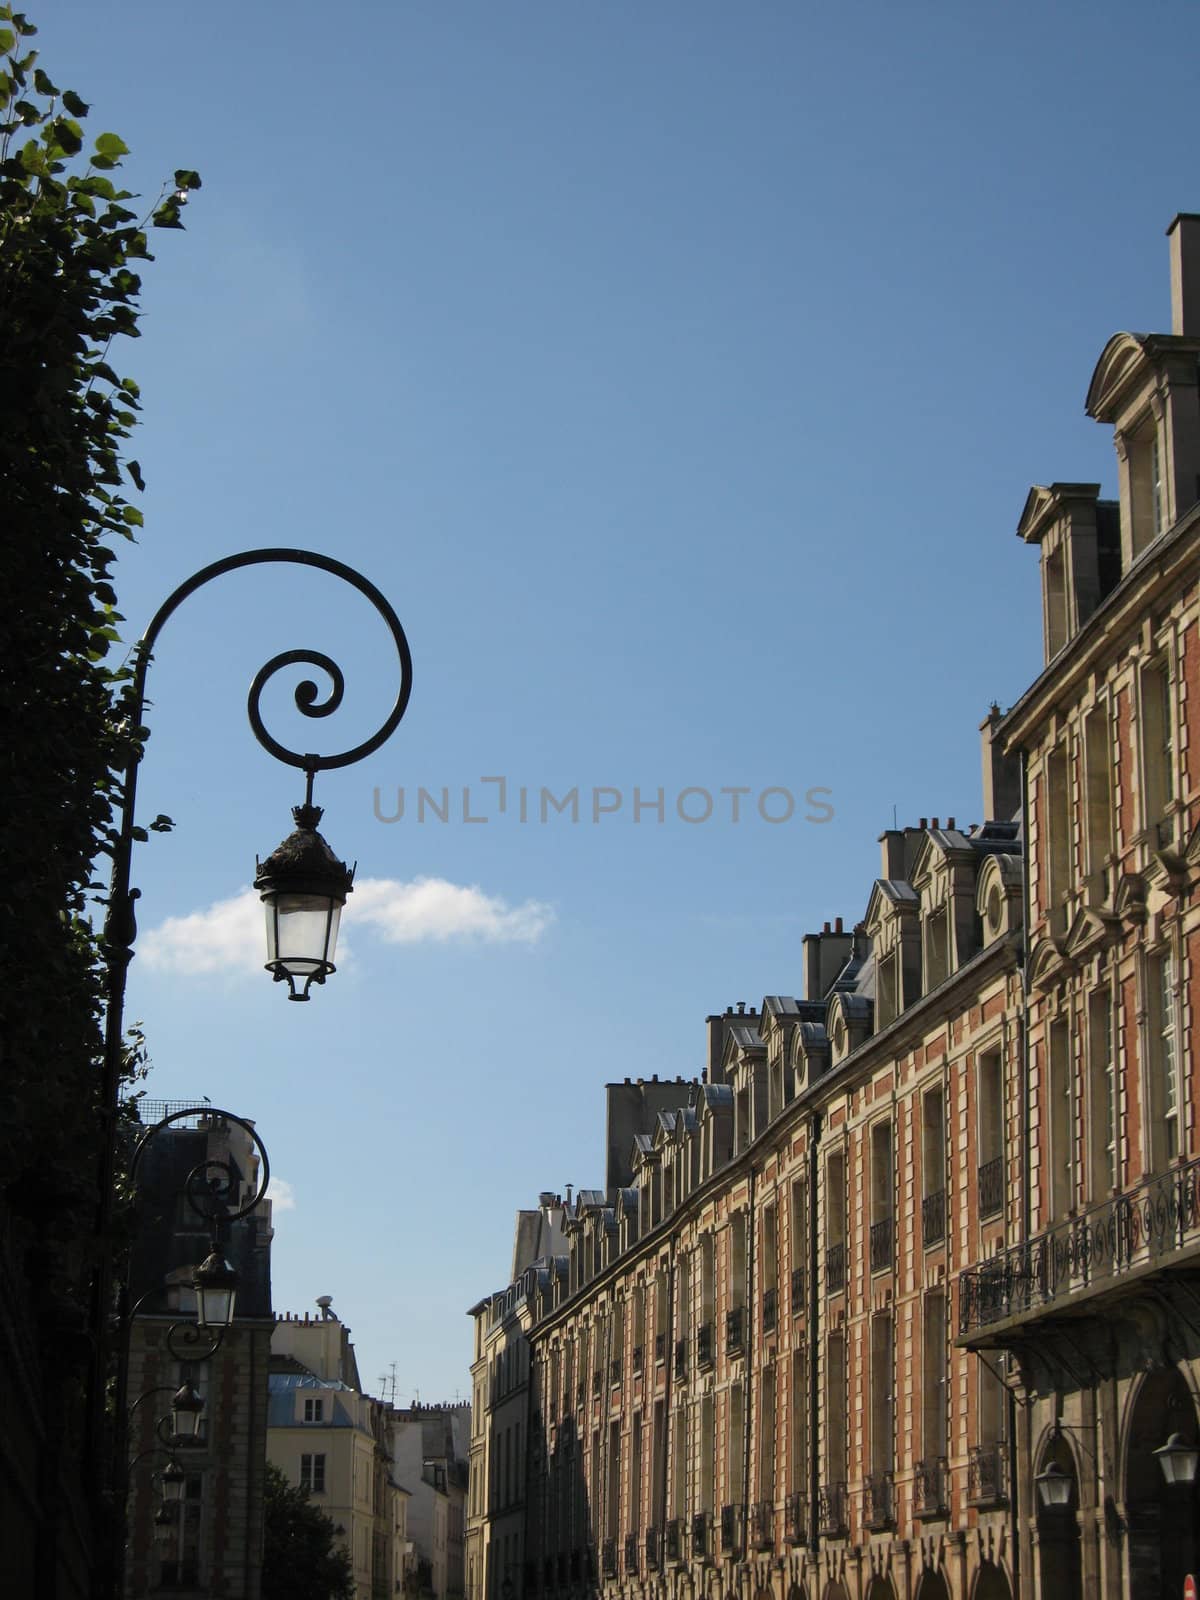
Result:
[266, 893, 341, 976]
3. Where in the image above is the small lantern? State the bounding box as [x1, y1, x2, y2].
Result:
[1035, 1460, 1073, 1509]
[192, 1249, 238, 1328]
[254, 804, 355, 1001]
[153, 1503, 178, 1546]
[161, 1460, 186, 1504]
[1154, 1432, 1200, 1486]
[171, 1379, 205, 1443]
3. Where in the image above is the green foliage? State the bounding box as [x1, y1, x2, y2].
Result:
[0, 5, 197, 1308]
[261, 1463, 356, 1600]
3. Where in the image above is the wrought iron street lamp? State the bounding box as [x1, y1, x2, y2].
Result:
[254, 798, 356, 1000]
[1035, 1460, 1073, 1509]
[169, 1381, 205, 1445]
[192, 1247, 239, 1328]
[114, 1106, 271, 1597]
[1154, 1432, 1200, 1487]
[92, 551, 412, 1596]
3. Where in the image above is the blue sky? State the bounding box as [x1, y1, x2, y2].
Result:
[40, 0, 1200, 1401]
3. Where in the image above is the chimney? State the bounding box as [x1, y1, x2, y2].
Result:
[1168, 213, 1200, 335]
[879, 829, 905, 880]
[980, 705, 1021, 822]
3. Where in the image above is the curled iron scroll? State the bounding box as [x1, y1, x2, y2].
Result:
[136, 548, 413, 777]
[130, 1105, 270, 1223]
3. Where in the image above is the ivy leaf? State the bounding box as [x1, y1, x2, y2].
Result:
[93, 130, 128, 158]
[0, 28, 15, 53]
[148, 814, 174, 833]
[120, 505, 142, 528]
[31, 64, 55, 95]
[173, 167, 201, 190]
[61, 87, 86, 116]
[52, 115, 82, 155]
[125, 459, 144, 491]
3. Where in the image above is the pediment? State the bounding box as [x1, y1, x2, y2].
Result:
[1062, 905, 1111, 960]
[1085, 331, 1150, 422]
[1016, 484, 1057, 545]
[1016, 482, 1101, 546]
[1113, 871, 1148, 926]
[1028, 936, 1065, 991]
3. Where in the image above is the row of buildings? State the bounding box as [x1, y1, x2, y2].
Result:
[464, 217, 1200, 1600]
[122, 1106, 470, 1599]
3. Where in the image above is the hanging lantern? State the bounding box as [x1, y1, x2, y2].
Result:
[192, 1249, 238, 1328]
[254, 804, 355, 1001]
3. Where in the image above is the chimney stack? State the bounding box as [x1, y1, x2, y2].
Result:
[980, 706, 1021, 822]
[1168, 214, 1200, 335]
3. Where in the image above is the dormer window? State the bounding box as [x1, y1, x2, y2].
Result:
[875, 953, 898, 1028]
[924, 907, 949, 992]
[1128, 414, 1165, 556]
[1045, 545, 1068, 658]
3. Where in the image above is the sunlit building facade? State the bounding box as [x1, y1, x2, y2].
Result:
[469, 216, 1200, 1600]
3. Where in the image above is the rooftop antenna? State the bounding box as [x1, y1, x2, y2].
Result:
[892, 803, 897, 829]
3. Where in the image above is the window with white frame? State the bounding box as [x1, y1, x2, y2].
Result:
[1048, 1019, 1074, 1220]
[1140, 657, 1175, 836]
[300, 1453, 326, 1493]
[1147, 949, 1180, 1168]
[1087, 988, 1116, 1197]
[1128, 417, 1165, 555]
[303, 1396, 324, 1423]
[1084, 704, 1114, 886]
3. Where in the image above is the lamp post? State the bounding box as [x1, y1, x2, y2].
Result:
[115, 1105, 272, 1597]
[91, 548, 411, 1598]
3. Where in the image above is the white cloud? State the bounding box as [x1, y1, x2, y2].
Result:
[352, 876, 554, 946]
[141, 888, 262, 976]
[268, 1177, 296, 1213]
[140, 876, 554, 978]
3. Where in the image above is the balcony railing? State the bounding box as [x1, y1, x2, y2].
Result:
[978, 1155, 1004, 1219]
[817, 1482, 846, 1537]
[825, 1242, 845, 1294]
[655, 1331, 667, 1364]
[624, 1533, 638, 1575]
[691, 1511, 708, 1559]
[719, 1503, 741, 1556]
[674, 1338, 688, 1381]
[750, 1499, 773, 1549]
[762, 1287, 777, 1334]
[869, 1216, 893, 1272]
[958, 1153, 1200, 1334]
[863, 1470, 894, 1530]
[922, 1188, 946, 1247]
[609, 1357, 622, 1386]
[664, 1519, 682, 1563]
[913, 1456, 948, 1519]
[966, 1443, 1007, 1506]
[644, 1527, 659, 1571]
[632, 1344, 643, 1375]
[790, 1265, 804, 1314]
[696, 1322, 714, 1368]
[784, 1491, 807, 1544]
[725, 1305, 745, 1356]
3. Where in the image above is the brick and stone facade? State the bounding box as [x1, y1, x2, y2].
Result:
[469, 216, 1200, 1600]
